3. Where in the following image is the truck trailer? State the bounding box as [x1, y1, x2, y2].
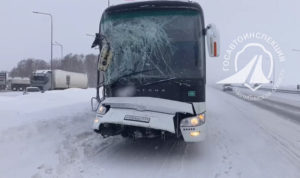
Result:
[10, 77, 31, 91]
[91, 1, 219, 142]
[31, 70, 88, 90]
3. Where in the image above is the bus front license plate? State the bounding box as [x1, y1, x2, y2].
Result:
[124, 115, 150, 123]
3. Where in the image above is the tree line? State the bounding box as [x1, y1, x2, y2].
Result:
[10, 54, 98, 87]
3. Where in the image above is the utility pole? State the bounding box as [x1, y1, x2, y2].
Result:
[32, 11, 54, 90]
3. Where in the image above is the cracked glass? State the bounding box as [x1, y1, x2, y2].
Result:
[101, 9, 204, 85]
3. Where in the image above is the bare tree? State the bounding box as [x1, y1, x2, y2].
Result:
[10, 59, 49, 77]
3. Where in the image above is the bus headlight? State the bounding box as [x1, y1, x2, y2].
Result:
[98, 105, 107, 115]
[180, 113, 205, 127]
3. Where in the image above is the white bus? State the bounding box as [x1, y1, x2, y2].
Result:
[91, 0, 219, 142]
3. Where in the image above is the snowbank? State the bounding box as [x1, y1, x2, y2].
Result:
[0, 88, 95, 130]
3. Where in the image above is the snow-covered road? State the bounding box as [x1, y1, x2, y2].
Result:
[0, 88, 300, 178]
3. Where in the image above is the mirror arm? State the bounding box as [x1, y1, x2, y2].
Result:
[91, 33, 100, 48]
[204, 25, 212, 36]
[91, 33, 106, 49]
[96, 53, 103, 102]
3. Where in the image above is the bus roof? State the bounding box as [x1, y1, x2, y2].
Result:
[104, 1, 203, 15]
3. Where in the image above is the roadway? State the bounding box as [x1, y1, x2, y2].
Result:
[0, 87, 299, 178]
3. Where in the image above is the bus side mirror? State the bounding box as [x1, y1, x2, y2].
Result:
[206, 24, 220, 57]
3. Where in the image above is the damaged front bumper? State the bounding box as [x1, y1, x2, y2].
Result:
[93, 107, 176, 133]
[93, 108, 206, 142]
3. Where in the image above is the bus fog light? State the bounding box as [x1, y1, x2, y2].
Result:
[190, 131, 200, 137]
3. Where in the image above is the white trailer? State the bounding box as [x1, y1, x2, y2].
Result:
[52, 70, 88, 89]
[31, 70, 88, 90]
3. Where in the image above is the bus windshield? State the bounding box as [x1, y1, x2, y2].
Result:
[101, 9, 205, 85]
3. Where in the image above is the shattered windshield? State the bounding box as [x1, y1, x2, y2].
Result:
[101, 9, 204, 85]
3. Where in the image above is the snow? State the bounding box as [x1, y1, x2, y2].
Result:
[0, 89, 93, 130]
[0, 87, 300, 178]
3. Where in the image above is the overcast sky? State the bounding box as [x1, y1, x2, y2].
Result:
[1, 0, 300, 84]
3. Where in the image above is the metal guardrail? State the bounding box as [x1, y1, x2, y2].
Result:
[260, 88, 300, 94]
[232, 85, 300, 94]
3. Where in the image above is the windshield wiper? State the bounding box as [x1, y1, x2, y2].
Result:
[142, 77, 191, 87]
[106, 69, 155, 87]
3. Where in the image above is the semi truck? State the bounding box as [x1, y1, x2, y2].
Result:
[0, 72, 7, 90]
[31, 70, 88, 90]
[91, 0, 219, 142]
[10, 77, 31, 91]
